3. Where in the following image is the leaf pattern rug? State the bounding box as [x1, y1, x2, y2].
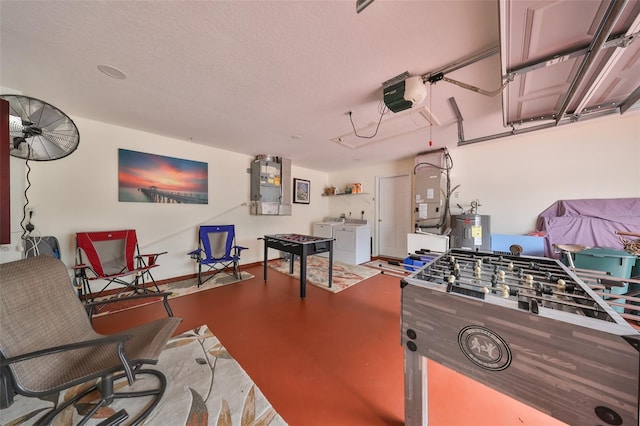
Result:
[89, 272, 254, 317]
[268, 255, 380, 293]
[0, 325, 287, 426]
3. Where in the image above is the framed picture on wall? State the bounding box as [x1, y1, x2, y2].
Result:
[293, 178, 310, 204]
[118, 148, 208, 204]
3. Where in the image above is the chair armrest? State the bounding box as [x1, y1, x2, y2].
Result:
[136, 251, 167, 267]
[2, 334, 137, 385]
[232, 246, 248, 257]
[137, 251, 168, 257]
[0, 334, 131, 367]
[188, 248, 203, 260]
[85, 292, 176, 318]
[73, 263, 92, 276]
[73, 263, 101, 281]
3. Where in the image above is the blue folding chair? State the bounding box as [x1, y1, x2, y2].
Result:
[188, 225, 248, 287]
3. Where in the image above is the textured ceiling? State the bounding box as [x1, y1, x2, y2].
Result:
[1, 1, 518, 171]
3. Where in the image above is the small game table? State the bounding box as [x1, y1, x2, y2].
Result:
[260, 233, 333, 299]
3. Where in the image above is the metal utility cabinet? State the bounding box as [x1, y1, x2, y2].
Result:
[413, 149, 447, 234]
[250, 155, 292, 215]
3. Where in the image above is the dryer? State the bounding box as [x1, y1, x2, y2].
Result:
[333, 219, 371, 265]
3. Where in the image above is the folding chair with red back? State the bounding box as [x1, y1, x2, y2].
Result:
[74, 229, 166, 301]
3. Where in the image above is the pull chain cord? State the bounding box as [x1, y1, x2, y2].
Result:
[428, 82, 433, 148]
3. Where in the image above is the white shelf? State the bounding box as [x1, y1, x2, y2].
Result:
[321, 192, 369, 197]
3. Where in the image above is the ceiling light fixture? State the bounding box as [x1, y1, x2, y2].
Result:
[97, 64, 127, 79]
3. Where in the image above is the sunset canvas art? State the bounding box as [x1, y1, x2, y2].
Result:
[118, 149, 208, 204]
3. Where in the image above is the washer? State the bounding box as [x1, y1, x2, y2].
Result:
[312, 217, 344, 258]
[312, 217, 343, 238]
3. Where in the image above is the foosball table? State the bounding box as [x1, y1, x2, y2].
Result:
[401, 249, 640, 426]
[261, 233, 333, 299]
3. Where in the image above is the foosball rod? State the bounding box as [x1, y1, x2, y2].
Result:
[594, 292, 640, 304]
[424, 262, 577, 289]
[428, 259, 576, 285]
[575, 271, 640, 286]
[421, 266, 594, 302]
[414, 248, 445, 255]
[408, 267, 605, 312]
[445, 252, 571, 275]
[442, 276, 603, 312]
[370, 263, 411, 278]
[407, 253, 439, 263]
[387, 260, 422, 270]
[424, 250, 573, 280]
[590, 299, 640, 323]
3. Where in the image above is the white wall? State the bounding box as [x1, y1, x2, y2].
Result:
[326, 111, 640, 248]
[3, 115, 330, 281]
[326, 158, 414, 255]
[448, 112, 639, 233]
[3, 106, 638, 273]
[327, 157, 414, 221]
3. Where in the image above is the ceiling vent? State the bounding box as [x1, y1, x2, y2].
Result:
[331, 106, 439, 149]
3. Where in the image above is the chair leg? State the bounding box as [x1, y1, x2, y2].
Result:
[198, 261, 244, 286]
[0, 365, 15, 409]
[37, 369, 166, 426]
[112, 369, 167, 426]
[143, 271, 162, 293]
[234, 261, 240, 279]
[76, 271, 94, 303]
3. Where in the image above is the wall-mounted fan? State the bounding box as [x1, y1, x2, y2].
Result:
[0, 94, 79, 161]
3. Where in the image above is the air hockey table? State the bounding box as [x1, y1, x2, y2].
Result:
[260, 233, 333, 299]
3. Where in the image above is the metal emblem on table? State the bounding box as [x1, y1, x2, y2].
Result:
[458, 325, 512, 371]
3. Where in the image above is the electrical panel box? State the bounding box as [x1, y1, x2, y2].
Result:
[250, 155, 291, 215]
[413, 149, 447, 234]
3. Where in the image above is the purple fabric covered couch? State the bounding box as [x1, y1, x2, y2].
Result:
[536, 198, 640, 258]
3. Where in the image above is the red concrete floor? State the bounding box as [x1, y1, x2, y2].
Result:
[93, 264, 565, 425]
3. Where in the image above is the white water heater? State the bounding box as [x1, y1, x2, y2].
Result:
[449, 214, 491, 251]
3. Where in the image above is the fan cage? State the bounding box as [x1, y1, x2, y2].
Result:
[1, 94, 80, 161]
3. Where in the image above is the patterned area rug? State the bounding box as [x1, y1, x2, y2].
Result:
[89, 272, 254, 317]
[268, 255, 380, 293]
[0, 325, 287, 425]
